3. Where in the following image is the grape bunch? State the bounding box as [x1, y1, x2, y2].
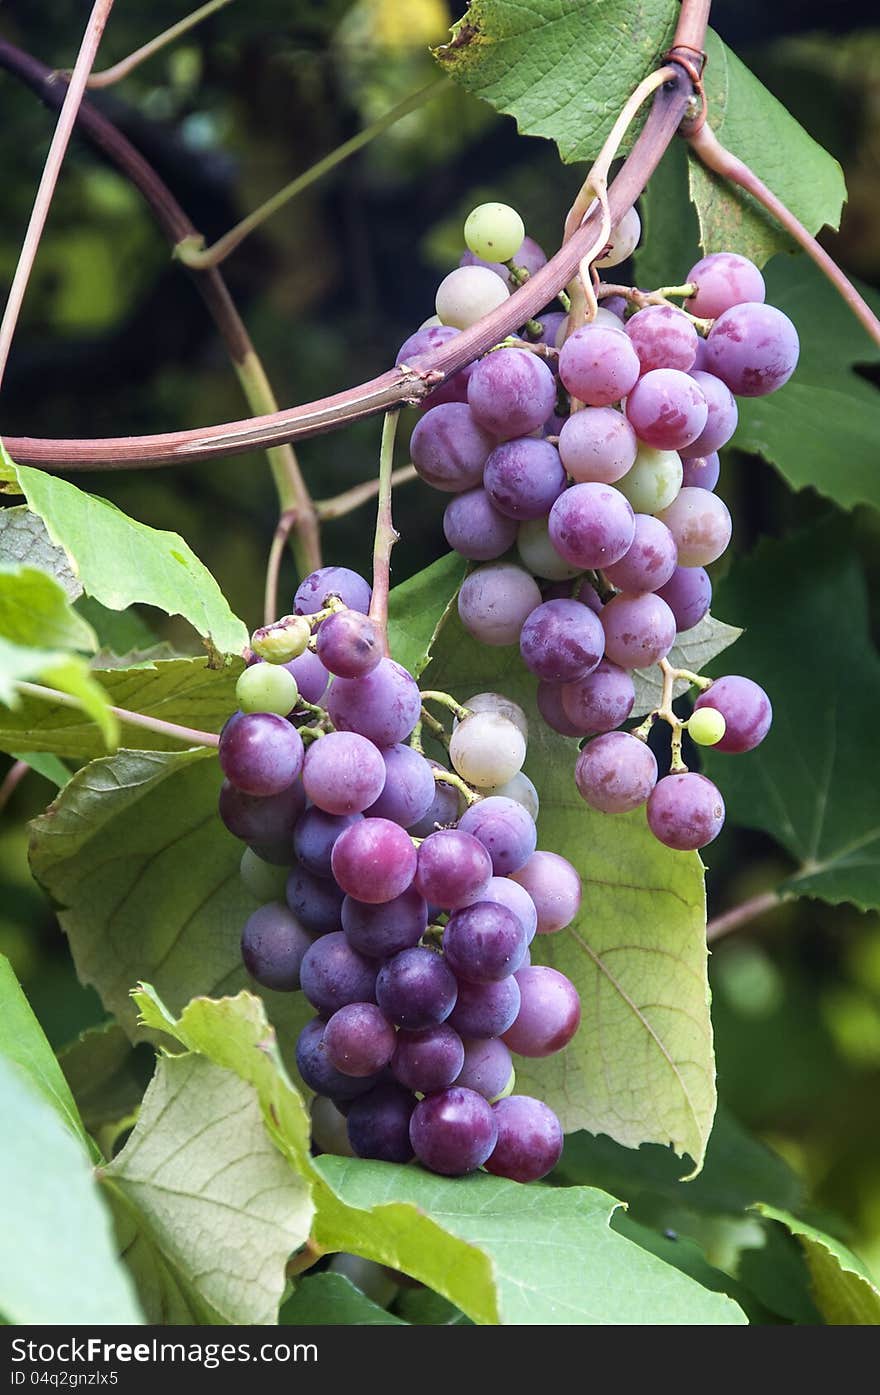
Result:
[217, 566, 582, 1182]
[399, 202, 787, 852]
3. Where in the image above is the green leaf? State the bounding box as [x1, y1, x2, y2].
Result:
[8, 465, 248, 660]
[760, 1207, 880, 1325]
[690, 33, 846, 266]
[435, 0, 678, 163]
[0, 655, 241, 759]
[631, 613, 742, 719]
[734, 255, 880, 513]
[104, 1052, 313, 1325]
[705, 520, 880, 911]
[635, 141, 700, 291]
[0, 639, 118, 747]
[387, 552, 466, 678]
[0, 1055, 143, 1324]
[11, 750, 71, 787]
[59, 1022, 154, 1135]
[0, 952, 85, 1145]
[0, 564, 96, 652]
[423, 610, 716, 1168]
[281, 1273, 405, 1325]
[76, 594, 161, 657]
[0, 505, 82, 599]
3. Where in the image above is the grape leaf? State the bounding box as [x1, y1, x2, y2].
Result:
[104, 1053, 313, 1325]
[423, 610, 716, 1169]
[6, 465, 247, 661]
[136, 988, 744, 1326]
[59, 1022, 154, 1135]
[434, 0, 679, 164]
[0, 1056, 143, 1324]
[690, 33, 846, 266]
[0, 506, 81, 598]
[631, 613, 742, 719]
[635, 141, 700, 291]
[11, 750, 71, 787]
[387, 551, 466, 678]
[704, 519, 880, 911]
[759, 1207, 880, 1325]
[733, 255, 880, 513]
[0, 637, 118, 746]
[0, 564, 96, 652]
[0, 655, 242, 760]
[281, 1273, 405, 1325]
[0, 953, 86, 1146]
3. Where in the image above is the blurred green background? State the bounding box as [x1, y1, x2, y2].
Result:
[2, 0, 880, 1277]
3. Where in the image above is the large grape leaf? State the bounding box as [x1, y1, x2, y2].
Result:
[759, 1207, 880, 1326]
[136, 988, 744, 1325]
[0, 565, 96, 652]
[281, 1273, 405, 1325]
[0, 655, 242, 760]
[6, 466, 247, 661]
[705, 519, 880, 912]
[59, 1022, 154, 1136]
[423, 611, 715, 1169]
[0, 505, 81, 599]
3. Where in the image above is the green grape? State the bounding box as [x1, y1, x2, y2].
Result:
[491, 1065, 516, 1103]
[239, 847, 290, 900]
[250, 614, 311, 663]
[688, 707, 727, 747]
[464, 201, 526, 264]
[517, 516, 581, 581]
[235, 662, 299, 715]
[617, 444, 683, 515]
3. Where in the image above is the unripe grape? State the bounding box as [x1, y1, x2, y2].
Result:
[239, 848, 290, 901]
[688, 707, 727, 746]
[458, 692, 529, 740]
[617, 444, 683, 515]
[235, 662, 299, 716]
[464, 202, 525, 263]
[436, 265, 510, 329]
[250, 614, 311, 663]
[449, 711, 527, 788]
[594, 206, 641, 268]
[517, 516, 581, 581]
[657, 487, 732, 567]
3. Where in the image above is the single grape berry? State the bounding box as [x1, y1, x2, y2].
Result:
[483, 438, 567, 521]
[218, 778, 305, 847]
[617, 444, 683, 515]
[454, 1037, 514, 1101]
[457, 796, 537, 876]
[347, 1083, 416, 1164]
[392, 1024, 465, 1094]
[293, 807, 363, 879]
[443, 488, 518, 561]
[686, 252, 766, 319]
[602, 513, 678, 594]
[694, 675, 772, 753]
[443, 901, 528, 983]
[657, 488, 732, 568]
[502, 965, 581, 1057]
[601, 592, 677, 670]
[316, 609, 382, 678]
[218, 712, 304, 797]
[447, 976, 522, 1038]
[414, 828, 493, 909]
[458, 692, 529, 739]
[341, 886, 428, 960]
[657, 566, 712, 633]
[435, 264, 510, 329]
[376, 947, 458, 1030]
[327, 658, 422, 747]
[295, 1017, 379, 1101]
[558, 324, 641, 407]
[467, 348, 557, 439]
[688, 707, 727, 747]
[560, 660, 636, 736]
[330, 818, 418, 904]
[594, 206, 641, 268]
[458, 562, 542, 646]
[625, 368, 709, 452]
[410, 402, 496, 493]
[250, 614, 311, 664]
[519, 598, 605, 684]
[548, 482, 635, 570]
[626, 304, 698, 373]
[558, 408, 638, 485]
[485, 1096, 564, 1183]
[480, 875, 538, 942]
[302, 730, 386, 816]
[705, 302, 799, 397]
[286, 863, 344, 936]
[464, 202, 526, 263]
[294, 566, 371, 616]
[409, 1087, 498, 1176]
[509, 851, 582, 934]
[575, 731, 658, 814]
[647, 772, 725, 850]
[240, 902, 312, 991]
[299, 931, 377, 1017]
[323, 1002, 397, 1078]
[449, 711, 527, 789]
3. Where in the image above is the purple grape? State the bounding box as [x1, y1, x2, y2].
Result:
[323, 1002, 397, 1077]
[657, 566, 712, 632]
[408, 759, 461, 836]
[625, 368, 709, 451]
[330, 818, 418, 904]
[682, 371, 738, 457]
[396, 323, 473, 408]
[557, 407, 638, 485]
[532, 309, 566, 347]
[240, 901, 312, 991]
[454, 1037, 513, 1100]
[647, 772, 725, 850]
[365, 744, 435, 828]
[691, 336, 711, 372]
[537, 680, 584, 737]
[457, 797, 537, 876]
[376, 947, 458, 1029]
[443, 901, 527, 983]
[302, 731, 386, 816]
[601, 592, 677, 669]
[347, 1083, 416, 1163]
[694, 675, 772, 753]
[410, 402, 496, 492]
[218, 778, 305, 848]
[603, 513, 678, 593]
[293, 807, 362, 879]
[560, 660, 635, 735]
[300, 931, 377, 1016]
[286, 863, 344, 935]
[459, 249, 507, 279]
[392, 1024, 465, 1094]
[448, 976, 521, 1038]
[218, 712, 304, 797]
[409, 1086, 498, 1176]
[680, 452, 720, 491]
[626, 304, 698, 372]
[294, 566, 371, 616]
[513, 235, 547, 277]
[503, 966, 581, 1057]
[443, 488, 518, 561]
[558, 324, 641, 406]
[414, 829, 493, 910]
[509, 851, 581, 934]
[519, 598, 605, 684]
[657, 488, 732, 568]
[577, 579, 604, 613]
[457, 563, 542, 646]
[480, 876, 538, 943]
[296, 1018, 380, 1100]
[686, 252, 766, 319]
[483, 438, 567, 521]
[486, 1096, 564, 1183]
[705, 302, 799, 397]
[575, 731, 658, 813]
[285, 649, 329, 705]
[467, 348, 557, 439]
[316, 610, 382, 678]
[342, 886, 428, 959]
[548, 482, 635, 569]
[327, 658, 421, 747]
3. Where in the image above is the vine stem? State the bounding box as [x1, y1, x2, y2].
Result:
[368, 411, 401, 653]
[706, 889, 780, 943]
[15, 680, 221, 748]
[0, 760, 30, 815]
[177, 78, 446, 270]
[86, 0, 235, 88]
[685, 120, 880, 348]
[264, 508, 298, 627]
[315, 465, 417, 521]
[0, 0, 115, 393]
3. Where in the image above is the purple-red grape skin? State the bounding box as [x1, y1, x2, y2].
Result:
[647, 772, 726, 851]
[483, 438, 567, 521]
[375, 947, 458, 1030]
[601, 592, 677, 670]
[218, 712, 304, 797]
[414, 829, 493, 910]
[240, 902, 312, 991]
[503, 965, 581, 1057]
[626, 304, 698, 373]
[347, 1083, 416, 1164]
[294, 566, 371, 616]
[485, 1096, 564, 1182]
[548, 482, 635, 570]
[286, 864, 344, 936]
[392, 1024, 465, 1094]
[657, 566, 712, 633]
[558, 323, 641, 406]
[443, 901, 527, 983]
[365, 744, 436, 828]
[454, 1036, 513, 1100]
[410, 402, 496, 492]
[680, 452, 720, 491]
[409, 1086, 499, 1176]
[327, 658, 422, 747]
[316, 609, 383, 678]
[704, 302, 799, 397]
[537, 680, 585, 737]
[557, 407, 638, 485]
[560, 660, 636, 735]
[302, 730, 386, 816]
[467, 347, 557, 439]
[219, 778, 305, 847]
[296, 1018, 380, 1101]
[293, 808, 362, 879]
[448, 976, 522, 1039]
[443, 488, 518, 561]
[602, 513, 678, 593]
[330, 818, 418, 904]
[575, 732, 658, 814]
[341, 886, 428, 960]
[694, 675, 773, 753]
[519, 598, 605, 684]
[323, 1002, 397, 1077]
[509, 851, 582, 934]
[686, 252, 766, 320]
[299, 931, 377, 1017]
[624, 368, 709, 451]
[457, 797, 537, 876]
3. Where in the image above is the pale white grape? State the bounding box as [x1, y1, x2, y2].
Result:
[449, 711, 527, 788]
[517, 516, 581, 580]
[458, 692, 529, 740]
[436, 265, 510, 329]
[595, 206, 641, 268]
